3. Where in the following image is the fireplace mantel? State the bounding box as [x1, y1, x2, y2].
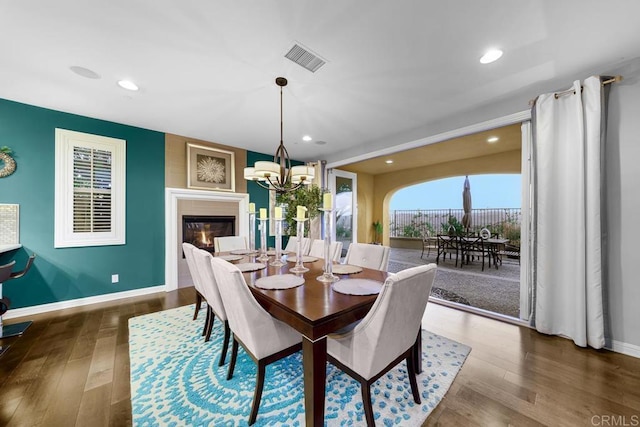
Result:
[165, 187, 249, 291]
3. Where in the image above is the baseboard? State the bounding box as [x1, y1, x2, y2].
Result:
[607, 340, 640, 359]
[3, 285, 166, 320]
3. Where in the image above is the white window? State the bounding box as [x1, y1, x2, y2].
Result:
[55, 129, 126, 247]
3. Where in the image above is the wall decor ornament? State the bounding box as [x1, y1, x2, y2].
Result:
[0, 147, 16, 178]
[186, 143, 235, 192]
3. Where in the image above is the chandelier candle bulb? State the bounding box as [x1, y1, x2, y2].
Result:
[249, 203, 255, 213]
[323, 193, 333, 210]
[296, 206, 307, 220]
[259, 208, 267, 220]
[274, 206, 283, 220]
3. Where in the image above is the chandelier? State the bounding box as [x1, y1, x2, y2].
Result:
[243, 77, 314, 193]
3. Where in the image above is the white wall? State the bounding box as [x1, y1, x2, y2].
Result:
[605, 58, 640, 350]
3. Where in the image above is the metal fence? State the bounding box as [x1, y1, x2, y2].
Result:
[390, 208, 522, 240]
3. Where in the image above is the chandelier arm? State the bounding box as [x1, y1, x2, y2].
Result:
[252, 180, 272, 191]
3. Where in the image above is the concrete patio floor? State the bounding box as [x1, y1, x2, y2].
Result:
[388, 247, 521, 318]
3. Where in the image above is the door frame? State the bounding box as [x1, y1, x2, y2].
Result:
[328, 168, 358, 247]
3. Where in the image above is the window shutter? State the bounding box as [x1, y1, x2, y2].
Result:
[55, 129, 125, 247]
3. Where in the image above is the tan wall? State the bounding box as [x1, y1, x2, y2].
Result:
[165, 133, 247, 193]
[368, 149, 521, 246]
[356, 173, 374, 243]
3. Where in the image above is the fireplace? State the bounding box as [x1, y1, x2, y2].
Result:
[182, 215, 235, 254]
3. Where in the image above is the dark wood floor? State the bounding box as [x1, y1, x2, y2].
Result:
[1, 288, 638, 426]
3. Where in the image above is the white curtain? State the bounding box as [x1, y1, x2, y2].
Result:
[533, 76, 606, 349]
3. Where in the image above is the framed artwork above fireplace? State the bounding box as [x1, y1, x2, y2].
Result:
[186, 143, 235, 192]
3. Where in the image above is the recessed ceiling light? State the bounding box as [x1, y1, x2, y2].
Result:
[302, 135, 312, 142]
[117, 80, 139, 91]
[70, 66, 101, 79]
[487, 136, 499, 143]
[480, 49, 503, 64]
[385, 160, 394, 164]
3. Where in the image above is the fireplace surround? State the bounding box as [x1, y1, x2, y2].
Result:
[165, 188, 249, 291]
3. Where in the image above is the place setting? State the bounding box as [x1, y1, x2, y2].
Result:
[331, 264, 363, 275]
[233, 262, 267, 272]
[332, 278, 385, 295]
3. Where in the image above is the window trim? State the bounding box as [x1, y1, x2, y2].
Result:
[54, 128, 126, 248]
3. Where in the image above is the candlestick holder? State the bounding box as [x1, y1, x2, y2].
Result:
[271, 218, 285, 267]
[317, 208, 339, 282]
[248, 211, 256, 253]
[290, 218, 309, 273]
[257, 218, 270, 262]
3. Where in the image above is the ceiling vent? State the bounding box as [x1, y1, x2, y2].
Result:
[284, 43, 327, 73]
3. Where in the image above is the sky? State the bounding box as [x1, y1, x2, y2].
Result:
[390, 174, 521, 211]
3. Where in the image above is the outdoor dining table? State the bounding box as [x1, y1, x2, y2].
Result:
[437, 235, 510, 268]
[219, 251, 390, 426]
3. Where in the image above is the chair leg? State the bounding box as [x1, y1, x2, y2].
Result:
[219, 320, 230, 366]
[248, 362, 266, 425]
[227, 337, 239, 380]
[360, 380, 375, 427]
[205, 306, 215, 342]
[202, 305, 211, 337]
[406, 351, 421, 404]
[193, 291, 202, 320]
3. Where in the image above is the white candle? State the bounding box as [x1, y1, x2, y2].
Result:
[259, 208, 267, 220]
[274, 206, 283, 219]
[249, 202, 255, 213]
[296, 205, 307, 220]
[323, 193, 333, 210]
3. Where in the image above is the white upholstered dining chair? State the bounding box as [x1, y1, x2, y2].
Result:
[182, 243, 207, 325]
[308, 239, 343, 262]
[209, 257, 302, 425]
[214, 235, 248, 252]
[343, 242, 391, 271]
[284, 236, 311, 255]
[192, 249, 231, 366]
[326, 263, 437, 426]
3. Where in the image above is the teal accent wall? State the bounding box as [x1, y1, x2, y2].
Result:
[246, 151, 302, 248]
[0, 98, 165, 309]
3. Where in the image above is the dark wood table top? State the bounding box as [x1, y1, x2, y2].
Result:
[216, 252, 388, 340]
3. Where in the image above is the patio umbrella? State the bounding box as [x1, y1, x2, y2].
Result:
[461, 176, 472, 231]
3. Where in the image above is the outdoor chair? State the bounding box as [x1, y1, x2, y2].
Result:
[497, 243, 521, 266]
[193, 249, 231, 365]
[458, 235, 486, 271]
[436, 234, 459, 266]
[326, 264, 437, 426]
[420, 231, 438, 259]
[214, 236, 248, 252]
[209, 257, 302, 425]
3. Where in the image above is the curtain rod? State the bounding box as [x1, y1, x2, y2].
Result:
[529, 75, 623, 105]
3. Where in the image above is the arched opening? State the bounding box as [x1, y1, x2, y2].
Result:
[388, 174, 522, 318]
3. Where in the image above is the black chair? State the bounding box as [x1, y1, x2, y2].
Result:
[459, 235, 486, 271]
[0, 253, 36, 354]
[436, 234, 459, 266]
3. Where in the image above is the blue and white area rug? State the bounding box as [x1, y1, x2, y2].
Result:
[129, 305, 470, 426]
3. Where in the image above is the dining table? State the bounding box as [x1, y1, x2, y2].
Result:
[437, 235, 509, 268]
[217, 250, 390, 427]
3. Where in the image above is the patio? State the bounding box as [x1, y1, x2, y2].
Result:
[388, 247, 521, 318]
